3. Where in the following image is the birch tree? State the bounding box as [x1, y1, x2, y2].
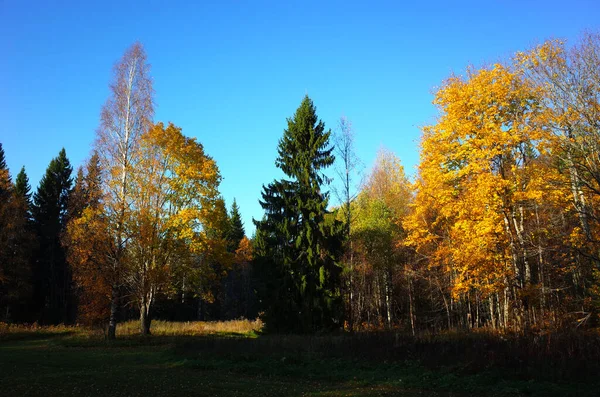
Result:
[95, 42, 154, 339]
[333, 116, 361, 331]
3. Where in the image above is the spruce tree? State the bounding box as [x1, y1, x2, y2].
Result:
[227, 199, 245, 252]
[0, 144, 9, 200]
[15, 167, 32, 203]
[254, 96, 343, 333]
[32, 148, 74, 324]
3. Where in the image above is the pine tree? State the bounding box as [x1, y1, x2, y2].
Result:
[32, 148, 74, 324]
[254, 95, 343, 333]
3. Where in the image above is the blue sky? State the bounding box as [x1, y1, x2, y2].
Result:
[1, 0, 598, 234]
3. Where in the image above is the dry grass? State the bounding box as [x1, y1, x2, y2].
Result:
[0, 322, 83, 340]
[116, 318, 263, 336]
[0, 318, 263, 339]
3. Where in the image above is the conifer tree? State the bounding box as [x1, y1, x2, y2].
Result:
[254, 95, 343, 333]
[0, 147, 33, 322]
[15, 167, 32, 207]
[227, 199, 245, 252]
[32, 148, 74, 324]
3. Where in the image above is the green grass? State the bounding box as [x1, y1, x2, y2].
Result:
[0, 324, 596, 396]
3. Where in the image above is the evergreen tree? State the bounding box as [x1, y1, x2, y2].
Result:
[0, 144, 9, 202]
[227, 199, 245, 252]
[32, 148, 74, 324]
[253, 96, 343, 333]
[0, 146, 33, 322]
[67, 152, 103, 221]
[68, 168, 86, 221]
[220, 199, 251, 319]
[15, 166, 32, 206]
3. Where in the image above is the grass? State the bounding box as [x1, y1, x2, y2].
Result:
[0, 321, 597, 396]
[116, 318, 263, 337]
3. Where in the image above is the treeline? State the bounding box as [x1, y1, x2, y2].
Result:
[0, 44, 256, 337]
[341, 32, 600, 333]
[1, 32, 600, 336]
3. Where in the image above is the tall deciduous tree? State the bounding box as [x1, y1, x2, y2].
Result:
[405, 62, 553, 329]
[517, 33, 600, 274]
[254, 95, 343, 333]
[128, 122, 226, 335]
[95, 42, 154, 339]
[32, 148, 73, 324]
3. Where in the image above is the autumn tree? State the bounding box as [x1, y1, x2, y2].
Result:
[254, 95, 343, 333]
[126, 122, 227, 335]
[349, 149, 413, 331]
[64, 153, 113, 326]
[517, 34, 600, 314]
[94, 42, 154, 338]
[405, 61, 555, 330]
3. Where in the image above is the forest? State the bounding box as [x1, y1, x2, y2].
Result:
[2, 31, 600, 396]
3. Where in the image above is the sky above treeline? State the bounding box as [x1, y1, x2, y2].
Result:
[1, 0, 599, 234]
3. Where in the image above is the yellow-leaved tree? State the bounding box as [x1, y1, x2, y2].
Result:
[406, 63, 555, 329]
[128, 122, 229, 335]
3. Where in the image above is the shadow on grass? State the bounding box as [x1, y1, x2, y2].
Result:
[1, 329, 598, 396]
[0, 330, 77, 342]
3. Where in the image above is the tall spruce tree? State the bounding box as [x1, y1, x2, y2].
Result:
[254, 95, 343, 333]
[32, 148, 74, 324]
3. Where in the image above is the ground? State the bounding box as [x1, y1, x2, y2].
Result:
[0, 321, 594, 396]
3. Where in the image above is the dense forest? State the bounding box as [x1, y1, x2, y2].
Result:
[1, 32, 600, 339]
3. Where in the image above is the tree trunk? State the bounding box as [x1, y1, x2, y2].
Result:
[140, 304, 151, 335]
[140, 288, 153, 335]
[107, 284, 119, 340]
[407, 274, 415, 336]
[384, 269, 392, 327]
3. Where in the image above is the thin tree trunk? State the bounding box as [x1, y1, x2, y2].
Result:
[407, 274, 415, 336]
[384, 269, 392, 327]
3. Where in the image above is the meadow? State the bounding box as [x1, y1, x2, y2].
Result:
[1, 320, 598, 396]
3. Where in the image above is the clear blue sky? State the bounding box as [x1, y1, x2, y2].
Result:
[1, 0, 599, 235]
